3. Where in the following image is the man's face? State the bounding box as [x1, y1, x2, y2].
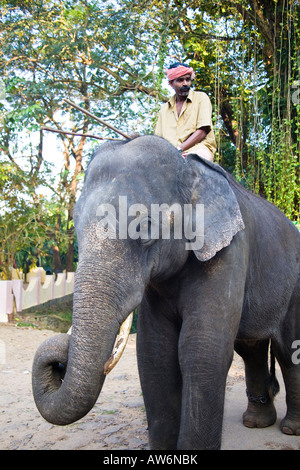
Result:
[171, 74, 192, 98]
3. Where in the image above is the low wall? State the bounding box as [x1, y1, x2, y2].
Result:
[0, 270, 75, 323]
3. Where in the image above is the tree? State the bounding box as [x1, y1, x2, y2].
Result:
[0, 0, 170, 272]
[0, 156, 56, 279]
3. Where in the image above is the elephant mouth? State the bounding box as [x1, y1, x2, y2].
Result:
[67, 311, 134, 376]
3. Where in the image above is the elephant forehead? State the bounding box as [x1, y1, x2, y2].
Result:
[87, 178, 176, 209]
[87, 136, 181, 176]
[86, 152, 181, 197]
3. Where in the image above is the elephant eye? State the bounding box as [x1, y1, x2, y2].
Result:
[137, 217, 157, 245]
[137, 217, 151, 237]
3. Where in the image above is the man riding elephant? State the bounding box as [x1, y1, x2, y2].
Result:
[155, 62, 217, 161]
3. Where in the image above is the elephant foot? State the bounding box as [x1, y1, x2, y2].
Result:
[243, 401, 277, 428]
[280, 416, 300, 436]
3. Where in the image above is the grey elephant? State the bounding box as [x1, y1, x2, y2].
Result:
[32, 135, 300, 450]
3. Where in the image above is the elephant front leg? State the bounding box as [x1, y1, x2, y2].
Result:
[178, 323, 234, 450]
[136, 298, 182, 450]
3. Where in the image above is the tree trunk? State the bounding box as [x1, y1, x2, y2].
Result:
[52, 245, 63, 273]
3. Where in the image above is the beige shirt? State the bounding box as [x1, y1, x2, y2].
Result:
[154, 89, 216, 158]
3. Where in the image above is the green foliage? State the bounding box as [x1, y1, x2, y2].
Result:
[0, 0, 167, 134]
[0, 0, 170, 273]
[0, 155, 70, 278]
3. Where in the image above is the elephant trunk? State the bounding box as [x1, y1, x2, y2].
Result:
[32, 256, 142, 426]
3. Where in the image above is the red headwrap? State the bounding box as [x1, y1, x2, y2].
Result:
[165, 65, 195, 82]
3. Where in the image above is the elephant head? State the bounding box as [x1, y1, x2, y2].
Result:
[32, 135, 244, 426]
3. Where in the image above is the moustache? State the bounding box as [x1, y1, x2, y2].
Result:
[180, 86, 190, 93]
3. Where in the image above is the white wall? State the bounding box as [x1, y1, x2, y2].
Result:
[0, 269, 75, 323]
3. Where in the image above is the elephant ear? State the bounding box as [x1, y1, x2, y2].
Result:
[183, 154, 245, 262]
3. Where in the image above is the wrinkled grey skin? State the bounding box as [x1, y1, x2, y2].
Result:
[32, 135, 300, 450]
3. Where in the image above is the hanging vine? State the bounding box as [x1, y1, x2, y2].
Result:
[263, 0, 300, 220]
[229, 0, 299, 220]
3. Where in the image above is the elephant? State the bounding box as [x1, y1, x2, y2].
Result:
[32, 135, 300, 450]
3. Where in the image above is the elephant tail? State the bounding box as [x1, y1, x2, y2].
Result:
[268, 342, 280, 398]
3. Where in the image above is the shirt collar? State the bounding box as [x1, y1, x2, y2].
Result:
[168, 89, 194, 107]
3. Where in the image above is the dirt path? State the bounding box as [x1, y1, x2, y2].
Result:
[1, 323, 300, 451]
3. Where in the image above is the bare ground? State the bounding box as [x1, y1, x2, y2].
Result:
[0, 323, 300, 451]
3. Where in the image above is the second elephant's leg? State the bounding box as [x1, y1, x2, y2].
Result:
[234, 339, 278, 428]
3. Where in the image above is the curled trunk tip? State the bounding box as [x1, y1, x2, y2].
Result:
[32, 334, 71, 425]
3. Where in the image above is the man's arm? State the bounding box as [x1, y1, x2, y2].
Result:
[178, 126, 210, 153]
